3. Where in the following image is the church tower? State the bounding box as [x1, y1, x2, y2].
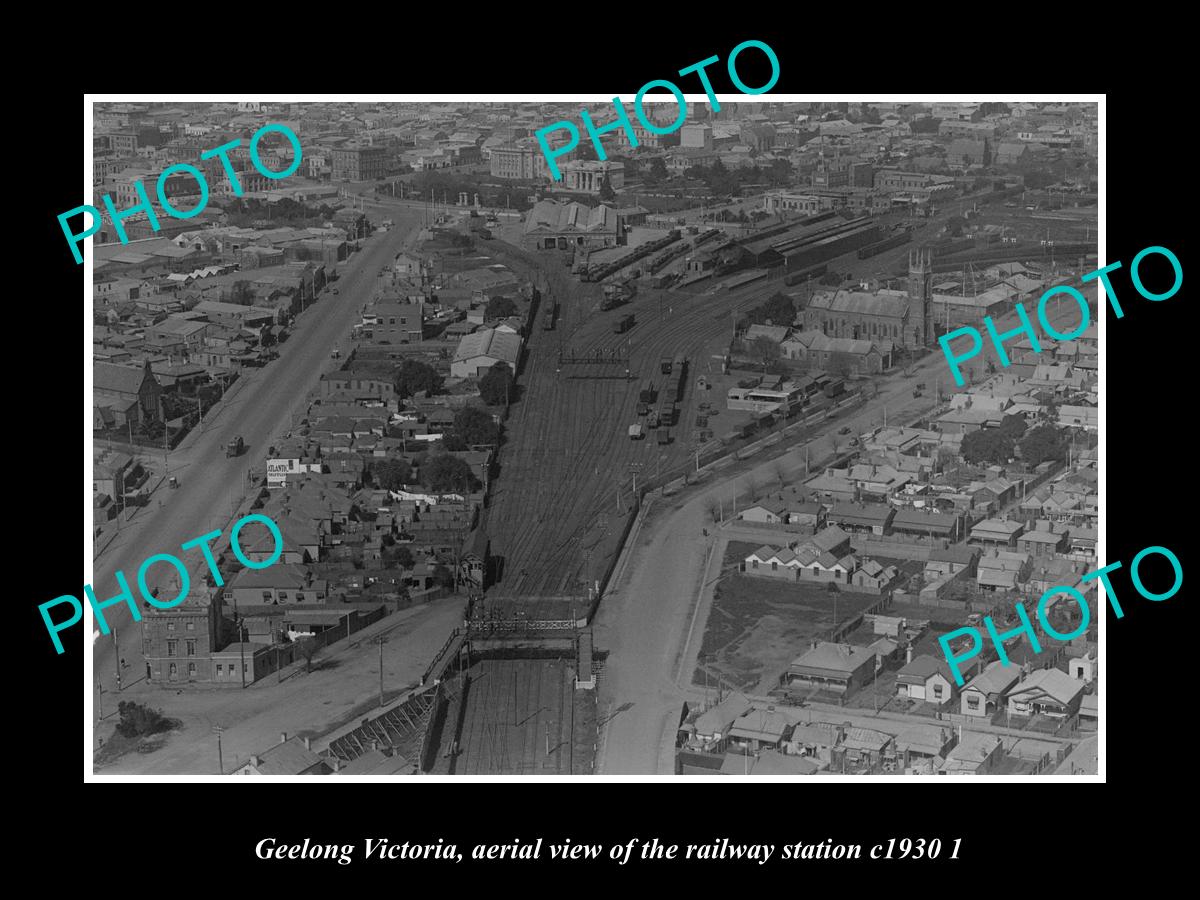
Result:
[907, 248, 933, 348]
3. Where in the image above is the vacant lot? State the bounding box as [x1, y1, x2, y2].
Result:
[693, 541, 881, 694]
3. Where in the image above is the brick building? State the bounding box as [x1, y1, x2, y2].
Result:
[332, 145, 389, 182]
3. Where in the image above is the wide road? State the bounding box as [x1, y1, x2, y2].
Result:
[89, 208, 424, 695]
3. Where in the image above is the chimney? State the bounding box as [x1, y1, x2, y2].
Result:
[250, 755, 261, 768]
[906, 644, 913, 665]
[280, 732, 288, 745]
[304, 736, 311, 750]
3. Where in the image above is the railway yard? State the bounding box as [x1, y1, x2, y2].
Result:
[342, 188, 1097, 775]
[476, 237, 799, 619]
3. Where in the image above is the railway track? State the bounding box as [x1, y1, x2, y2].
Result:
[478, 241, 802, 604]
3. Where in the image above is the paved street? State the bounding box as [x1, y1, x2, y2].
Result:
[89, 209, 425, 698]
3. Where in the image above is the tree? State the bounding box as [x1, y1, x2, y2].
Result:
[432, 564, 456, 589]
[485, 295, 518, 320]
[296, 637, 320, 673]
[115, 701, 172, 739]
[393, 546, 415, 569]
[478, 362, 514, 406]
[649, 158, 668, 180]
[393, 358, 443, 399]
[705, 498, 721, 523]
[1019, 424, 1068, 467]
[423, 454, 476, 493]
[961, 427, 1015, 466]
[753, 292, 796, 327]
[453, 405, 500, 447]
[767, 158, 793, 186]
[598, 173, 616, 201]
[372, 458, 412, 491]
[750, 336, 781, 372]
[910, 116, 942, 134]
[998, 413, 1028, 440]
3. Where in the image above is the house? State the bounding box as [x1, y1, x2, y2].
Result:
[1007, 668, 1085, 718]
[976, 550, 1031, 591]
[893, 723, 954, 772]
[827, 501, 894, 536]
[740, 499, 788, 524]
[809, 525, 852, 556]
[1068, 651, 1096, 683]
[852, 558, 899, 593]
[744, 545, 802, 580]
[969, 518, 1025, 548]
[895, 654, 963, 705]
[924, 546, 980, 579]
[889, 508, 963, 542]
[231, 735, 333, 776]
[785, 501, 825, 531]
[793, 545, 857, 584]
[785, 721, 841, 761]
[939, 732, 1003, 775]
[840, 727, 893, 771]
[692, 692, 752, 744]
[727, 709, 790, 750]
[450, 327, 522, 378]
[787, 642, 876, 695]
[225, 564, 329, 606]
[960, 660, 1021, 717]
[1017, 521, 1069, 554]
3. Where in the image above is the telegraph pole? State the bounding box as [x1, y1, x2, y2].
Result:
[213, 725, 224, 775]
[376, 635, 389, 708]
[113, 624, 123, 692]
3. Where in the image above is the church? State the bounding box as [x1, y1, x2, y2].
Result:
[801, 249, 934, 351]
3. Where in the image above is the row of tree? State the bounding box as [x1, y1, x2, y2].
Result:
[371, 445, 481, 495]
[960, 415, 1071, 467]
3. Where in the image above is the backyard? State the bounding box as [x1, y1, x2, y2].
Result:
[693, 541, 883, 694]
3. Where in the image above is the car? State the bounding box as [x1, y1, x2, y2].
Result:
[837, 426, 852, 435]
[331, 287, 340, 294]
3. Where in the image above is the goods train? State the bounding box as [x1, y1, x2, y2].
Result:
[856, 228, 913, 259]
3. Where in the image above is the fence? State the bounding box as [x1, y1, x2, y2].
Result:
[633, 389, 868, 500]
[854, 537, 943, 561]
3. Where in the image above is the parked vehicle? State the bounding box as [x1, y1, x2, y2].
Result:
[331, 287, 340, 295]
[226, 436, 244, 458]
[657, 428, 673, 445]
[628, 424, 644, 440]
[838, 426, 852, 435]
[168, 476, 179, 489]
